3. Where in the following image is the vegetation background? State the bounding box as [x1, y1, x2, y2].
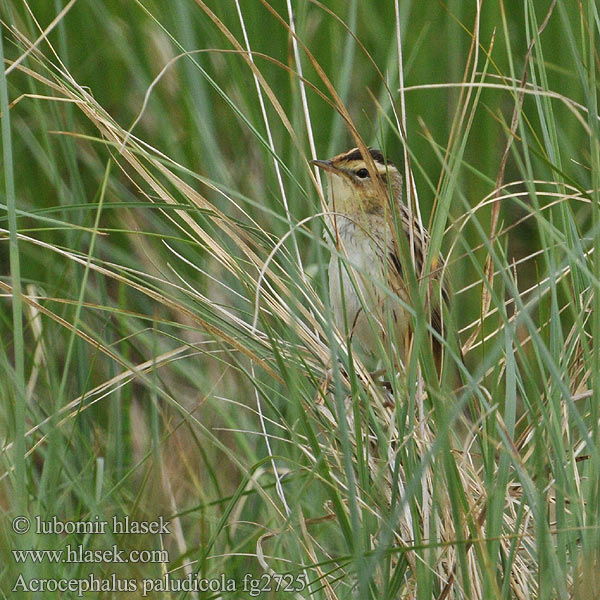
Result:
[1, 0, 599, 598]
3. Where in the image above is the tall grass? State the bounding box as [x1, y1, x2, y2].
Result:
[1, 1, 599, 598]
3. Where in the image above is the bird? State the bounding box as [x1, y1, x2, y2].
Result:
[312, 146, 446, 369]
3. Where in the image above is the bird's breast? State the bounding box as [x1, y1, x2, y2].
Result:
[327, 216, 409, 355]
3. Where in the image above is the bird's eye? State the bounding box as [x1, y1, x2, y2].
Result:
[355, 168, 369, 179]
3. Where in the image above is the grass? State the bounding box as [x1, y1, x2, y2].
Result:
[1, 0, 599, 598]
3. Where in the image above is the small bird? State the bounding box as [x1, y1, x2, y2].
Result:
[312, 146, 445, 367]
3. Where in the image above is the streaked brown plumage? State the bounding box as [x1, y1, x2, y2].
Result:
[312, 147, 445, 366]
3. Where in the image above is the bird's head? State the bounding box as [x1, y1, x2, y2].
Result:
[312, 147, 402, 215]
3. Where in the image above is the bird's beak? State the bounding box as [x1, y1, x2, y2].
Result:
[311, 159, 336, 173]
